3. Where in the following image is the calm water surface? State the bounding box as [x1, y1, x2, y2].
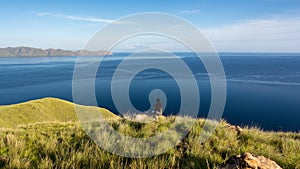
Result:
[0, 53, 299, 131]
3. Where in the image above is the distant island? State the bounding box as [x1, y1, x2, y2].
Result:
[0, 46, 113, 57]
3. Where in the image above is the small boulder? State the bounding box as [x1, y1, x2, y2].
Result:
[227, 124, 243, 135]
[219, 152, 282, 169]
[0, 157, 8, 168]
[134, 114, 148, 122]
[157, 115, 166, 120]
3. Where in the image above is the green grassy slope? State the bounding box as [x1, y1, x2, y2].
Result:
[0, 98, 119, 128]
[0, 99, 299, 168]
[0, 119, 299, 168]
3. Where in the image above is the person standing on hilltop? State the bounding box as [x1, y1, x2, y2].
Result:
[154, 98, 163, 121]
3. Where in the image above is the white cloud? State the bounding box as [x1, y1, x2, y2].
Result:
[201, 17, 300, 52]
[36, 12, 116, 23]
[114, 17, 300, 52]
[34, 12, 300, 52]
[179, 10, 200, 14]
[111, 35, 184, 52]
[62, 15, 115, 23]
[36, 12, 53, 16]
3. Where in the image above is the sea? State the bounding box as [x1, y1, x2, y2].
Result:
[0, 53, 300, 132]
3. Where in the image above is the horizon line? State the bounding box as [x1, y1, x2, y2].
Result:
[1, 46, 300, 54]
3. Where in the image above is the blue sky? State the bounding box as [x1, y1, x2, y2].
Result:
[1, 0, 300, 52]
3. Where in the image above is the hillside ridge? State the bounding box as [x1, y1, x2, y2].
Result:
[0, 97, 118, 128]
[0, 46, 112, 57]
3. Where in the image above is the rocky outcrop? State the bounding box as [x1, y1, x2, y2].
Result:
[227, 124, 243, 135]
[0, 47, 112, 57]
[219, 152, 282, 169]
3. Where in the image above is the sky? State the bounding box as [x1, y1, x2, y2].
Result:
[0, 0, 300, 52]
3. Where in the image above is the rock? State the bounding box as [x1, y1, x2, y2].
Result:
[219, 152, 282, 169]
[227, 124, 243, 135]
[0, 157, 8, 168]
[134, 114, 166, 122]
[157, 115, 166, 120]
[134, 114, 148, 122]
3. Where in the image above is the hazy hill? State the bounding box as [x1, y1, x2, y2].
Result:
[0, 47, 112, 57]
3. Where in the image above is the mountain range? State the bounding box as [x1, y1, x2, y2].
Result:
[0, 46, 112, 57]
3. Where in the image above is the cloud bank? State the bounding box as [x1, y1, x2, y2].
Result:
[35, 12, 300, 52]
[202, 17, 300, 52]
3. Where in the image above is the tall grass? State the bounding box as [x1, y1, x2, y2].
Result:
[0, 117, 299, 169]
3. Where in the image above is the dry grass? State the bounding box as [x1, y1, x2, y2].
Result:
[0, 118, 299, 168]
[0, 98, 299, 168]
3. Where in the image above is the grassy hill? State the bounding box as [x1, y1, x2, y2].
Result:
[0, 98, 119, 128]
[0, 98, 299, 168]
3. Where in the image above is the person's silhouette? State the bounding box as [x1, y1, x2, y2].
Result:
[153, 98, 163, 120]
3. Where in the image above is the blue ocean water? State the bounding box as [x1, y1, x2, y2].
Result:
[0, 53, 300, 131]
